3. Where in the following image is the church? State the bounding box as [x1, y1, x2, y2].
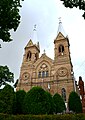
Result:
[16, 21, 78, 105]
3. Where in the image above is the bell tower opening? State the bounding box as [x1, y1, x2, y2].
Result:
[35, 53, 38, 61]
[59, 44, 64, 55]
[27, 51, 32, 61]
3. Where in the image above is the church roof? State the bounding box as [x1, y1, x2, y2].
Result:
[25, 39, 33, 48]
[34, 52, 54, 67]
[25, 39, 40, 52]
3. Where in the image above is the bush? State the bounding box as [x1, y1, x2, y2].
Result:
[53, 93, 66, 113]
[23, 86, 51, 115]
[45, 91, 55, 114]
[68, 91, 82, 113]
[16, 90, 26, 114]
[0, 114, 85, 120]
[0, 84, 15, 114]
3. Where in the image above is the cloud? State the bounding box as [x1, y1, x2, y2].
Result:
[0, 0, 85, 83]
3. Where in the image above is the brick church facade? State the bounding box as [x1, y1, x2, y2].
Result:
[16, 21, 78, 105]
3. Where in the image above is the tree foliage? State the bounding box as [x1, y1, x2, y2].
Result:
[0, 0, 24, 42]
[53, 93, 66, 113]
[23, 87, 51, 115]
[68, 91, 82, 113]
[0, 84, 15, 114]
[45, 91, 55, 114]
[60, 0, 85, 19]
[0, 65, 14, 87]
[16, 90, 26, 114]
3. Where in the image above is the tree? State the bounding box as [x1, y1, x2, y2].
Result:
[23, 87, 51, 115]
[68, 91, 82, 113]
[53, 93, 66, 113]
[0, 0, 24, 42]
[0, 84, 15, 114]
[45, 91, 55, 114]
[60, 0, 85, 19]
[16, 90, 26, 114]
[0, 65, 14, 87]
[14, 79, 18, 88]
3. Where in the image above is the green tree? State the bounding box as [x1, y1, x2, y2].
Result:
[45, 91, 55, 114]
[0, 0, 24, 42]
[0, 84, 15, 114]
[53, 93, 66, 113]
[60, 0, 85, 19]
[23, 87, 51, 115]
[14, 79, 18, 88]
[0, 65, 14, 87]
[68, 91, 82, 113]
[16, 90, 26, 114]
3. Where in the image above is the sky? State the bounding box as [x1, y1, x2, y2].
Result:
[0, 0, 85, 84]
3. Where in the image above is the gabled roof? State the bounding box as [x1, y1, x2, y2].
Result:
[55, 32, 66, 41]
[40, 53, 53, 62]
[34, 53, 54, 68]
[25, 39, 33, 48]
[25, 39, 40, 52]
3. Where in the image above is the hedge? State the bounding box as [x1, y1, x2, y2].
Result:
[0, 114, 85, 120]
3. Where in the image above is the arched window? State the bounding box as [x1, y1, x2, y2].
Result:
[59, 45, 64, 55]
[46, 71, 48, 77]
[27, 51, 32, 60]
[42, 71, 45, 78]
[38, 71, 41, 78]
[38, 64, 49, 78]
[61, 88, 66, 102]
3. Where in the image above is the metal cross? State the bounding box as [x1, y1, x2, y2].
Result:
[58, 17, 62, 23]
[33, 24, 37, 31]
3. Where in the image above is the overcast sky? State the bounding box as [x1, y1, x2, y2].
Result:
[0, 0, 85, 84]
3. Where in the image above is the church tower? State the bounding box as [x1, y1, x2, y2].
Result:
[23, 25, 40, 63]
[16, 26, 40, 91]
[23, 39, 40, 63]
[53, 20, 75, 102]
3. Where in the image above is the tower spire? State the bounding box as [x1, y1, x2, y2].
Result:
[32, 24, 38, 43]
[57, 18, 67, 37]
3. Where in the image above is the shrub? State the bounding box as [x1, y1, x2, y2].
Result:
[16, 90, 26, 114]
[45, 91, 55, 114]
[53, 93, 66, 113]
[68, 91, 82, 113]
[0, 84, 15, 114]
[23, 86, 51, 115]
[0, 114, 85, 120]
